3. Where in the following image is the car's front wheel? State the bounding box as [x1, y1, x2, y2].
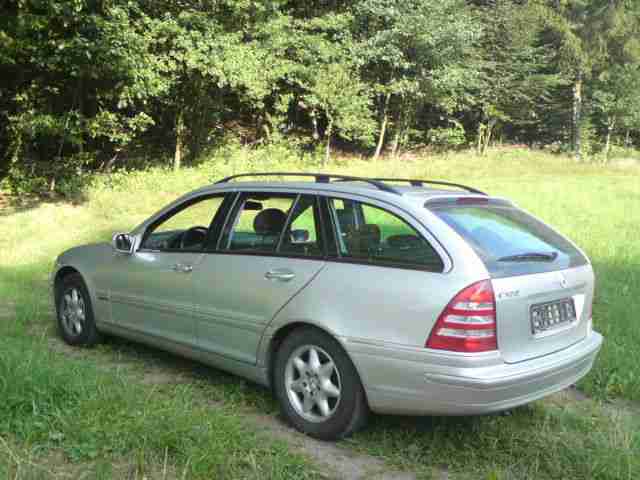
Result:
[55, 273, 101, 347]
[274, 327, 368, 440]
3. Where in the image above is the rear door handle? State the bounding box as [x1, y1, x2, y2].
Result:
[265, 269, 295, 281]
[171, 263, 193, 273]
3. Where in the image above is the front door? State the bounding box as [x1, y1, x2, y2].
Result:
[109, 194, 228, 346]
[191, 192, 327, 364]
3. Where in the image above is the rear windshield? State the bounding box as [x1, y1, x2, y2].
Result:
[428, 202, 588, 278]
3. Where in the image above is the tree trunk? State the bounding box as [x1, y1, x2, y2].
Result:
[481, 119, 496, 156]
[476, 123, 485, 155]
[391, 108, 406, 159]
[311, 110, 320, 141]
[625, 129, 631, 148]
[324, 118, 333, 166]
[390, 129, 400, 159]
[77, 75, 84, 155]
[572, 71, 583, 161]
[373, 93, 391, 161]
[604, 117, 615, 163]
[174, 110, 185, 171]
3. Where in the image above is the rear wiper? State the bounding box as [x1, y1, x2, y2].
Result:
[497, 252, 558, 262]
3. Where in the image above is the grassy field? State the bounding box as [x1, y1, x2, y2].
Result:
[1, 147, 639, 479]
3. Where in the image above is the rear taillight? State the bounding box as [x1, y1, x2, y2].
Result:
[426, 280, 497, 353]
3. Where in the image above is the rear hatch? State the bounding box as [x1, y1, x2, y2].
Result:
[429, 198, 593, 363]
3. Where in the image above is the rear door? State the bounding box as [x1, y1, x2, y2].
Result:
[429, 199, 592, 363]
[189, 192, 327, 364]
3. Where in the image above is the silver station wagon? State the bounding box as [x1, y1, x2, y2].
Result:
[52, 173, 603, 440]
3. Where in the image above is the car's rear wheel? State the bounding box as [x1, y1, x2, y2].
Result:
[55, 273, 101, 346]
[274, 327, 368, 440]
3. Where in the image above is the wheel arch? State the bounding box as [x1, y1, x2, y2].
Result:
[54, 266, 82, 296]
[53, 265, 99, 312]
[265, 321, 370, 407]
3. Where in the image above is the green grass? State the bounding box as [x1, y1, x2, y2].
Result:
[350, 397, 639, 479]
[1, 146, 639, 479]
[0, 335, 319, 479]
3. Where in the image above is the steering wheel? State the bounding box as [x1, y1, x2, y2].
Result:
[180, 226, 208, 249]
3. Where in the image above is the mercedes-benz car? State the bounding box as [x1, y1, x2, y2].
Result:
[51, 172, 603, 440]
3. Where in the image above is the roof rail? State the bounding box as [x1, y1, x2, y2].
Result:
[215, 172, 401, 195]
[370, 178, 487, 195]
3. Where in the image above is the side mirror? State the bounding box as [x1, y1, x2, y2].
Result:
[112, 233, 135, 254]
[290, 229, 310, 244]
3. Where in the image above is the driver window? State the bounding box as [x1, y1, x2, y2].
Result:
[141, 196, 224, 251]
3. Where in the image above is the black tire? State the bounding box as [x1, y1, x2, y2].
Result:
[55, 273, 102, 347]
[273, 327, 368, 440]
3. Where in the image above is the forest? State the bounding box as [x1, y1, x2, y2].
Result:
[1, 0, 639, 194]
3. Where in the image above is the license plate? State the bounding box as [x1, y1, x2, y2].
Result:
[530, 299, 576, 334]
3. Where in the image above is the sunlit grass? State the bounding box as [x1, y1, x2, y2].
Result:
[1, 146, 639, 479]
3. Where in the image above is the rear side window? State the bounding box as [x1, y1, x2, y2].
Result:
[279, 195, 324, 258]
[219, 193, 325, 258]
[328, 198, 444, 271]
[223, 194, 296, 253]
[429, 202, 588, 278]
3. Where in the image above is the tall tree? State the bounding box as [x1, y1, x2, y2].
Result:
[351, 0, 481, 158]
[1, 1, 161, 190]
[469, 0, 564, 155]
[540, 0, 640, 158]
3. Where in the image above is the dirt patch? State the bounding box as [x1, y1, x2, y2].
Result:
[251, 413, 417, 480]
[564, 385, 589, 402]
[602, 397, 640, 421]
[138, 369, 189, 386]
[0, 302, 15, 319]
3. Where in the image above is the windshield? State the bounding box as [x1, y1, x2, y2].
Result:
[428, 202, 588, 278]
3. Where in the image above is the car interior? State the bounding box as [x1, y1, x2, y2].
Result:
[140, 193, 443, 269]
[227, 195, 322, 256]
[331, 199, 443, 269]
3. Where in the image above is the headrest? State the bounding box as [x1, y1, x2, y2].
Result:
[345, 224, 381, 254]
[253, 208, 287, 235]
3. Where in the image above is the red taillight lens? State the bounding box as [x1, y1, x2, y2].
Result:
[426, 280, 497, 353]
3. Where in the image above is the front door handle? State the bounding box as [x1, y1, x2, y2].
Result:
[265, 269, 295, 281]
[171, 263, 193, 273]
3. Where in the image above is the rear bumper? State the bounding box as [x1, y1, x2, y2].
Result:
[346, 331, 603, 416]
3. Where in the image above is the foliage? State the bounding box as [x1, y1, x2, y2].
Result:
[1, 0, 640, 194]
[426, 121, 467, 150]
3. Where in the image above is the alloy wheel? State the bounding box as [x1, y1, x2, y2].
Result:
[59, 287, 86, 337]
[284, 344, 342, 423]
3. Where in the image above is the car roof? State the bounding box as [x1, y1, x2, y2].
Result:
[191, 179, 491, 209]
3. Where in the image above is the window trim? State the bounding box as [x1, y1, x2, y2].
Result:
[220, 191, 309, 255]
[134, 187, 449, 271]
[322, 195, 446, 273]
[275, 194, 300, 253]
[137, 193, 231, 254]
[277, 194, 328, 259]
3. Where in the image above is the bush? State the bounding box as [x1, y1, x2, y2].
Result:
[426, 121, 467, 151]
